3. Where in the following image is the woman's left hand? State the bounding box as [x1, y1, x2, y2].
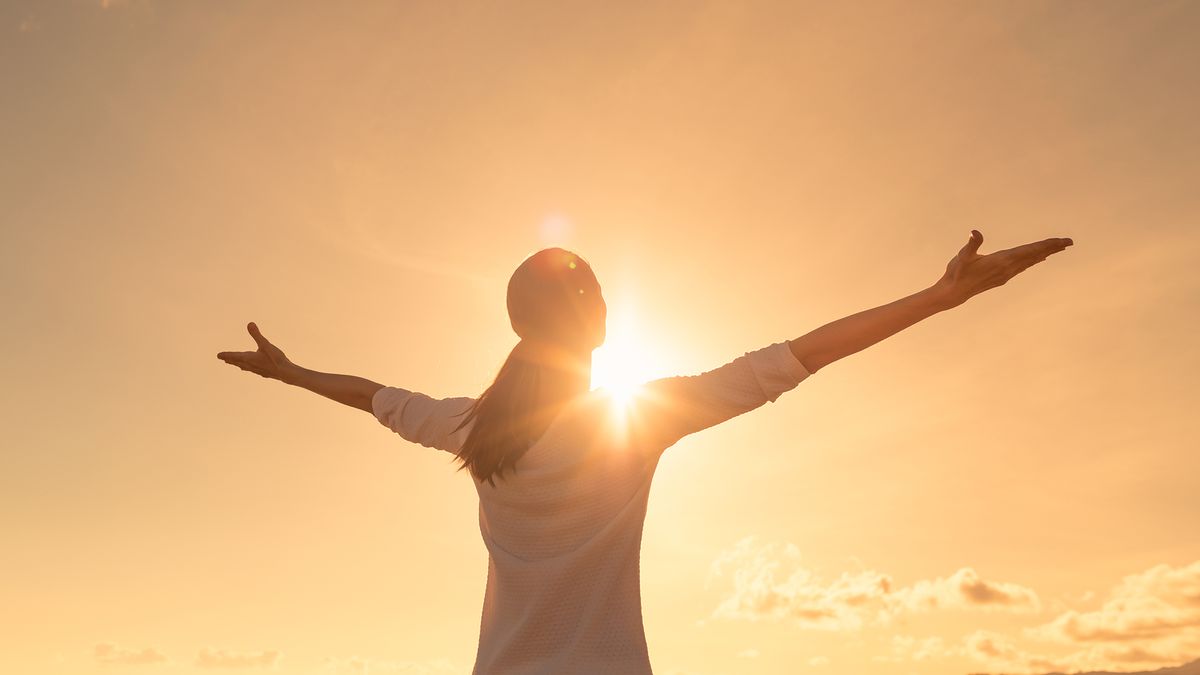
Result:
[217, 322, 296, 382]
[935, 230, 1074, 308]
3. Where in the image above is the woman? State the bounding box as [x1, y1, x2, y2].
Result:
[217, 230, 1073, 674]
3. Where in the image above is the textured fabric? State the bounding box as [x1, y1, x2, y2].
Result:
[372, 340, 812, 674]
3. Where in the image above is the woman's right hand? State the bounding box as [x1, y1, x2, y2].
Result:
[217, 322, 297, 383]
[934, 230, 1074, 309]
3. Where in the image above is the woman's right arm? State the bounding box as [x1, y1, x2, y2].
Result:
[281, 365, 383, 414]
[217, 322, 383, 414]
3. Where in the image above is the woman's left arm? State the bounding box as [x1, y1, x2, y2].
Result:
[788, 230, 1073, 374]
[217, 322, 383, 414]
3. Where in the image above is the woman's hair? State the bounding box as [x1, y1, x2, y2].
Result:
[450, 248, 603, 487]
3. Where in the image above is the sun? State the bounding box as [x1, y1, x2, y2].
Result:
[590, 310, 657, 408]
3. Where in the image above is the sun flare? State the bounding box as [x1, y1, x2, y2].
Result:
[590, 310, 657, 408]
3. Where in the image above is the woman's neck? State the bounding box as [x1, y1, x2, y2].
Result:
[534, 352, 592, 412]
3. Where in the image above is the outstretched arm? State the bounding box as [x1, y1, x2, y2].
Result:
[788, 230, 1074, 373]
[217, 322, 383, 413]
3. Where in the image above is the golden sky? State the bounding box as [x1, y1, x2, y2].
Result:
[2, 2, 1198, 674]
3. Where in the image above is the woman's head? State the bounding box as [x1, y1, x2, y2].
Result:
[450, 248, 606, 486]
[506, 247, 606, 351]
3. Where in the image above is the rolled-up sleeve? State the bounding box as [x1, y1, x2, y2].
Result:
[629, 341, 811, 452]
[372, 386, 476, 456]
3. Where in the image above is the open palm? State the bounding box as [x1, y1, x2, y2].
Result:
[217, 322, 294, 381]
[937, 230, 1074, 307]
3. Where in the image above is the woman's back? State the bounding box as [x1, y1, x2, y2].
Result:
[371, 339, 811, 674]
[471, 390, 659, 674]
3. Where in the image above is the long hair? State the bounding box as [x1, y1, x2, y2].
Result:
[450, 248, 604, 487]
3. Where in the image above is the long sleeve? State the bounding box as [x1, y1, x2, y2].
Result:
[371, 386, 477, 456]
[628, 340, 811, 453]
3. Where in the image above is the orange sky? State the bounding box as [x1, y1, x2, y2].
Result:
[2, 2, 1198, 674]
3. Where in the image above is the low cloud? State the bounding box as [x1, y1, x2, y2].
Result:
[962, 630, 1200, 675]
[1009, 559, 1200, 672]
[963, 629, 1071, 673]
[708, 538, 893, 630]
[896, 567, 1041, 613]
[704, 542, 1200, 672]
[1034, 560, 1200, 644]
[196, 648, 280, 669]
[926, 560, 1200, 674]
[706, 537, 1039, 630]
[321, 655, 457, 674]
[875, 635, 951, 663]
[93, 642, 168, 665]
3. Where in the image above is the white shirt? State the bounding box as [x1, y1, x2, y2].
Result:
[372, 340, 811, 674]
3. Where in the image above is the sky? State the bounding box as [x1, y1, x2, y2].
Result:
[2, 1, 1198, 674]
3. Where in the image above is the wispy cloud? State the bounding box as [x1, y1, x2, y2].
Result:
[875, 635, 950, 663]
[879, 627, 1200, 675]
[196, 648, 280, 669]
[963, 629, 1071, 673]
[321, 655, 457, 674]
[93, 642, 168, 665]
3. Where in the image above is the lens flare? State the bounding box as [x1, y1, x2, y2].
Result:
[590, 308, 655, 409]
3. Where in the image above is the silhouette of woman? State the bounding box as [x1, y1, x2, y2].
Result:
[217, 230, 1073, 674]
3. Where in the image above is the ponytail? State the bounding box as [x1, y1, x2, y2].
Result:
[450, 339, 561, 487]
[455, 247, 603, 486]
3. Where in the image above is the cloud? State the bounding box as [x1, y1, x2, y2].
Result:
[707, 537, 893, 630]
[196, 648, 280, 669]
[895, 567, 1042, 613]
[1034, 560, 1200, 643]
[875, 635, 952, 663]
[321, 656, 457, 674]
[957, 631, 1200, 675]
[955, 560, 1200, 674]
[707, 542, 1200, 672]
[963, 629, 1070, 674]
[93, 642, 168, 665]
[1007, 560, 1200, 671]
[706, 537, 1039, 630]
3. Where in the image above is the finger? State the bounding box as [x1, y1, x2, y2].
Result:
[960, 229, 983, 258]
[1027, 240, 1071, 262]
[995, 240, 1059, 264]
[218, 351, 256, 366]
[247, 322, 271, 350]
[1021, 237, 1071, 255]
[1013, 249, 1060, 274]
